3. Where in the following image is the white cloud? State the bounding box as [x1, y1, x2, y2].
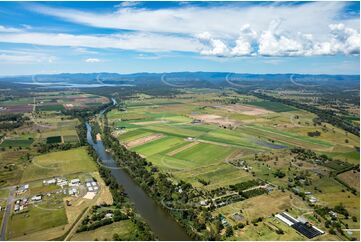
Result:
[73, 47, 99, 54]
[196, 32, 229, 56]
[329, 23, 360, 54]
[85, 58, 101, 63]
[0, 32, 201, 53]
[0, 25, 22, 33]
[230, 24, 257, 56]
[0, 2, 358, 58]
[31, 2, 359, 38]
[257, 20, 307, 56]
[0, 50, 55, 63]
[197, 21, 360, 57]
[116, 1, 141, 8]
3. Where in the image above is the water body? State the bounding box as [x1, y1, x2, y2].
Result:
[86, 102, 191, 240]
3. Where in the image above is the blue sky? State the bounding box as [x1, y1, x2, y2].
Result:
[0, 1, 359, 75]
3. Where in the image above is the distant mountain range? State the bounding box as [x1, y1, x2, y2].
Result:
[0, 72, 359, 90]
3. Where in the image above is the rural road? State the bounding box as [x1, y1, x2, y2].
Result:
[0, 186, 16, 241]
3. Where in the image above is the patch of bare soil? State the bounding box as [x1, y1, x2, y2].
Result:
[338, 170, 360, 192]
[190, 114, 239, 127]
[125, 133, 164, 148]
[96, 133, 102, 141]
[216, 104, 273, 116]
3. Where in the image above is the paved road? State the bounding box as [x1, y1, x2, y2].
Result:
[0, 186, 16, 241]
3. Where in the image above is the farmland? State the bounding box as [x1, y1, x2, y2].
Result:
[0, 89, 157, 241]
[0, 91, 109, 114]
[20, 147, 97, 183]
[107, 89, 359, 240]
[0, 83, 359, 241]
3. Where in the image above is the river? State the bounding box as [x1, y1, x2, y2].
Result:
[86, 100, 191, 241]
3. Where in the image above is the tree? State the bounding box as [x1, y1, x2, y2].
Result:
[225, 226, 233, 237]
[274, 169, 286, 178]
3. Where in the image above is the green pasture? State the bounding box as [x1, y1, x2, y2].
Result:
[0, 138, 33, 147]
[21, 147, 97, 183]
[178, 162, 254, 189]
[142, 124, 204, 139]
[174, 143, 236, 165]
[247, 100, 298, 112]
[237, 125, 332, 150]
[71, 220, 137, 241]
[132, 136, 186, 157]
[147, 154, 200, 171]
[8, 205, 67, 239]
[63, 135, 79, 143]
[0, 97, 33, 106]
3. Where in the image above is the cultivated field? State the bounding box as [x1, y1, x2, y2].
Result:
[108, 90, 359, 240]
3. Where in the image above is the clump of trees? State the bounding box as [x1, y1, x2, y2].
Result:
[0, 113, 29, 130]
[307, 131, 321, 137]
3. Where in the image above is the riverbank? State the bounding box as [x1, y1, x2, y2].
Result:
[86, 121, 192, 240]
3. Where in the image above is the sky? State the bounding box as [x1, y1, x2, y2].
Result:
[0, 1, 359, 75]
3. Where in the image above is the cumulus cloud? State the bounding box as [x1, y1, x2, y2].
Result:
[85, 58, 101, 63]
[329, 23, 360, 55]
[230, 24, 258, 56]
[197, 32, 229, 56]
[197, 21, 360, 57]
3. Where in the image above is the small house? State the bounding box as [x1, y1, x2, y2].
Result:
[309, 196, 317, 204]
[70, 178, 80, 186]
[31, 195, 42, 202]
[329, 211, 337, 218]
[68, 188, 78, 195]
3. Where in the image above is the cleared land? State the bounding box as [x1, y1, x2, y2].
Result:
[21, 147, 97, 183]
[106, 91, 359, 240]
[70, 220, 136, 241]
[190, 114, 239, 127]
[8, 204, 68, 239]
[337, 170, 360, 192]
[125, 133, 164, 148]
[216, 104, 273, 116]
[167, 141, 200, 156]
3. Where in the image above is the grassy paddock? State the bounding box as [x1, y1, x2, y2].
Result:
[70, 220, 137, 241]
[21, 147, 97, 183]
[8, 205, 68, 239]
[247, 100, 298, 112]
[0, 139, 33, 147]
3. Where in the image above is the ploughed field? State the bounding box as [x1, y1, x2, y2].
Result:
[108, 90, 360, 240]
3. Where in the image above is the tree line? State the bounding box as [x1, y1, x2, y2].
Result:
[251, 92, 360, 136]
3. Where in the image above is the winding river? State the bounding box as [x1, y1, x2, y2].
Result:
[86, 99, 191, 241]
